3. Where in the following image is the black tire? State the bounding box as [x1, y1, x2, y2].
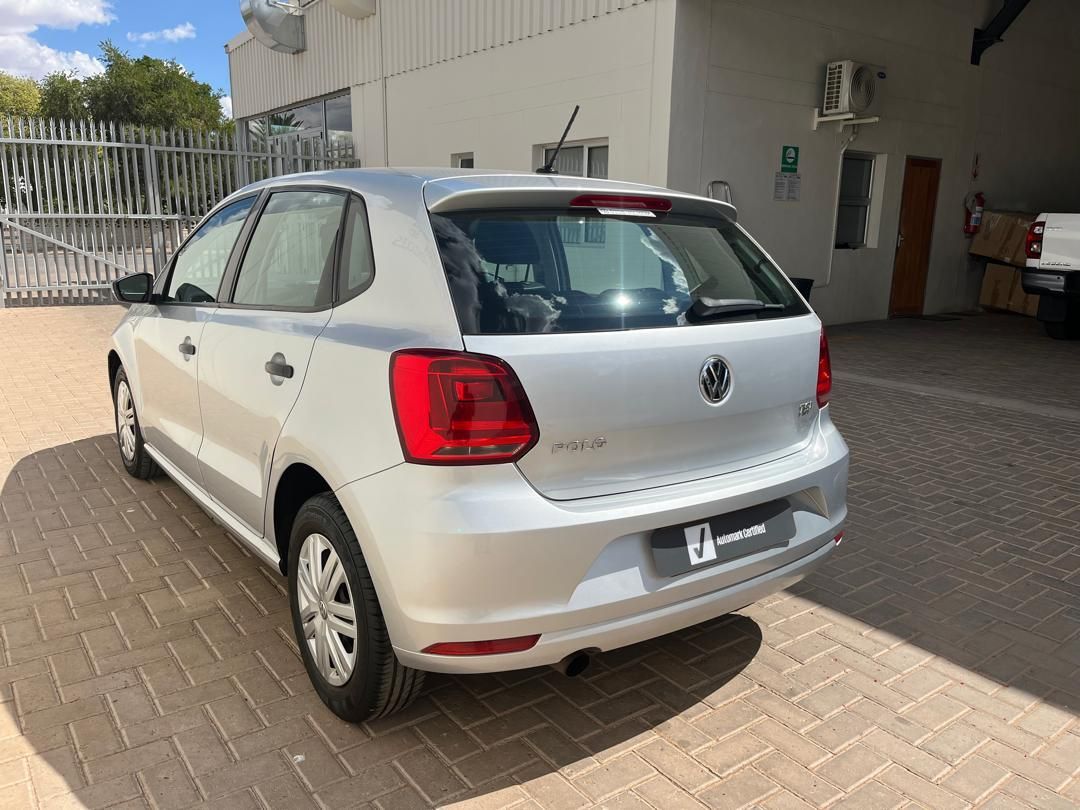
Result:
[287, 493, 424, 722]
[1045, 320, 1069, 340]
[112, 367, 159, 479]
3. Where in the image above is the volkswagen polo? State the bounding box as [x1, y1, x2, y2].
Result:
[108, 169, 849, 722]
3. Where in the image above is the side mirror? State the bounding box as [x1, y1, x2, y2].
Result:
[112, 272, 154, 305]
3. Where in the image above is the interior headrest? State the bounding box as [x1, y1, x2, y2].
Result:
[472, 220, 540, 266]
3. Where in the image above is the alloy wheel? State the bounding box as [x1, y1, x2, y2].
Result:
[297, 533, 357, 686]
[116, 381, 137, 462]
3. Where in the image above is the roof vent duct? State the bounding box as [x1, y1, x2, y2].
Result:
[327, 0, 376, 19]
[240, 0, 306, 54]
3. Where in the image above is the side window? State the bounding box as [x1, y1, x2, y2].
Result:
[163, 196, 256, 303]
[232, 190, 346, 309]
[337, 196, 375, 300]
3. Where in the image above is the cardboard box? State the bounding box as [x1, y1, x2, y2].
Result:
[969, 211, 1036, 267]
[979, 263, 1039, 316]
[979, 263, 1017, 310]
[1007, 271, 1040, 316]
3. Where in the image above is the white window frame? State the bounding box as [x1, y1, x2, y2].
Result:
[835, 151, 877, 250]
[533, 138, 609, 179]
[451, 152, 474, 169]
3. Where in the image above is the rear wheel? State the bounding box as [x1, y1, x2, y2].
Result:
[287, 494, 424, 722]
[112, 368, 158, 479]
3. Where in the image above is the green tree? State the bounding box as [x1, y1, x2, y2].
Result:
[38, 72, 87, 121]
[82, 41, 224, 128]
[0, 72, 41, 117]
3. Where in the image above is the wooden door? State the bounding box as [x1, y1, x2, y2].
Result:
[889, 157, 942, 316]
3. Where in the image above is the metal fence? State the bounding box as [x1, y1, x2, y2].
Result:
[0, 117, 359, 306]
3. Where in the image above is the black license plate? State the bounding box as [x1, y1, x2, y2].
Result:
[651, 499, 795, 577]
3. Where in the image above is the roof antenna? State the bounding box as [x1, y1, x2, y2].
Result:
[536, 105, 580, 174]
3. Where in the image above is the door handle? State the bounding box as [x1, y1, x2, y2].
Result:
[897, 232, 905, 249]
[264, 353, 294, 379]
[178, 338, 196, 357]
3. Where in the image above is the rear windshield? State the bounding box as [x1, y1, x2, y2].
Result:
[431, 209, 809, 334]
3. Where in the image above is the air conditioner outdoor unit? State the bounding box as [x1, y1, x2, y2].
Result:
[821, 60, 886, 116]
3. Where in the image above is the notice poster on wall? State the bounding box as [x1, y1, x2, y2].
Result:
[773, 172, 801, 201]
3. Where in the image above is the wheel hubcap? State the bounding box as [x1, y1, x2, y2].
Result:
[116, 381, 137, 462]
[297, 533, 357, 686]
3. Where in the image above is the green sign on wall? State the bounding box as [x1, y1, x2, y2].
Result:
[780, 145, 800, 174]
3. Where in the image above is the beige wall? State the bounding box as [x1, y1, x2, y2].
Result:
[379, 0, 674, 184]
[667, 0, 1080, 325]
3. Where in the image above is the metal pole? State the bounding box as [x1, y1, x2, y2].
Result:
[142, 144, 165, 275]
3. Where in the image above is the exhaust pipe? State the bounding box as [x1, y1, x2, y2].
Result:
[551, 651, 591, 677]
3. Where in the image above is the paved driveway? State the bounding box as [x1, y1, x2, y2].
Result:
[0, 307, 1077, 809]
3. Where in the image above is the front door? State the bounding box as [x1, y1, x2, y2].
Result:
[197, 188, 347, 533]
[889, 157, 942, 316]
[134, 195, 257, 483]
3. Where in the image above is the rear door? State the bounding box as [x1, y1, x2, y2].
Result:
[430, 200, 822, 500]
[195, 188, 350, 533]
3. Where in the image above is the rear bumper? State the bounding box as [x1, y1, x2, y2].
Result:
[1023, 269, 1078, 298]
[335, 412, 848, 674]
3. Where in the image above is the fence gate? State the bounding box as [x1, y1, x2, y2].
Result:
[0, 117, 358, 306]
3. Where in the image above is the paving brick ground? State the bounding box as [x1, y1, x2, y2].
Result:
[0, 306, 1077, 809]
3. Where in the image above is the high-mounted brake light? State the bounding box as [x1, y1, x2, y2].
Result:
[390, 350, 539, 464]
[817, 329, 832, 408]
[569, 194, 673, 212]
[422, 635, 541, 656]
[1025, 220, 1045, 259]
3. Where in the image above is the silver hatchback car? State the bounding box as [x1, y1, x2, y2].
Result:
[108, 169, 849, 722]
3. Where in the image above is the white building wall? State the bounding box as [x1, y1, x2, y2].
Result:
[383, 0, 675, 184]
[667, 0, 1080, 324]
[227, 0, 649, 119]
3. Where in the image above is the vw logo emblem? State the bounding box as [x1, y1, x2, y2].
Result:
[699, 356, 732, 405]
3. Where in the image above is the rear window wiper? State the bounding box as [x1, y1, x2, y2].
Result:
[685, 297, 786, 322]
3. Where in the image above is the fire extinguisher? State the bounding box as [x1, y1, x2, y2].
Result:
[964, 191, 985, 235]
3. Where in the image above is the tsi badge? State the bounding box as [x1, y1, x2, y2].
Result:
[552, 437, 607, 454]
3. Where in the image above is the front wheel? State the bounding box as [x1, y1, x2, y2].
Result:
[112, 367, 158, 479]
[287, 494, 424, 722]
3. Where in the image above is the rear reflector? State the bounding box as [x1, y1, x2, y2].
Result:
[422, 635, 541, 656]
[1025, 220, 1045, 259]
[817, 329, 833, 408]
[390, 350, 539, 464]
[569, 194, 673, 212]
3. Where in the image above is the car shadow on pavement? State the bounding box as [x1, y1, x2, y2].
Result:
[2, 426, 1077, 806]
[0, 434, 769, 806]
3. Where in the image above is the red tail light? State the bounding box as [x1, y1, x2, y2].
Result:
[390, 350, 539, 464]
[422, 635, 540, 656]
[1025, 220, 1045, 259]
[569, 194, 673, 212]
[817, 329, 832, 408]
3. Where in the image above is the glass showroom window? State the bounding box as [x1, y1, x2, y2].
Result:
[243, 92, 353, 155]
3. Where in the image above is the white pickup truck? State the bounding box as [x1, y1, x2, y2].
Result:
[1023, 214, 1080, 339]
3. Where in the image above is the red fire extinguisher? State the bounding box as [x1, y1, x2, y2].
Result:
[964, 191, 985, 235]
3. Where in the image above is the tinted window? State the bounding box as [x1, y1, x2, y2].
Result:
[337, 197, 375, 300]
[232, 190, 346, 309]
[163, 197, 255, 303]
[431, 210, 807, 334]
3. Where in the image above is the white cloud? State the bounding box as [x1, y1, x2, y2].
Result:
[126, 22, 196, 44]
[0, 0, 114, 33]
[219, 95, 233, 120]
[0, 0, 112, 79]
[0, 34, 104, 79]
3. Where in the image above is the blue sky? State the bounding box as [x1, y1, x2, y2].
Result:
[0, 0, 240, 116]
